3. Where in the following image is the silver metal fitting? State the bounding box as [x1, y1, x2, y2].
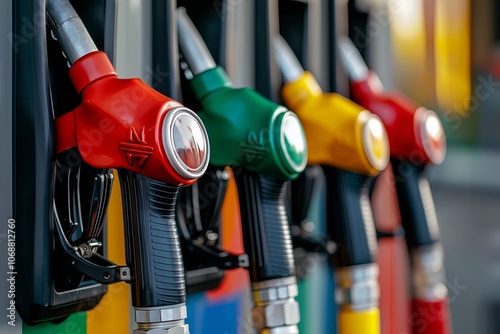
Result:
[134, 325, 188, 334]
[336, 36, 370, 82]
[76, 239, 102, 258]
[335, 263, 380, 311]
[273, 35, 304, 83]
[46, 0, 98, 64]
[251, 277, 301, 332]
[161, 107, 210, 180]
[134, 304, 189, 334]
[177, 8, 216, 76]
[411, 244, 448, 301]
[260, 326, 299, 334]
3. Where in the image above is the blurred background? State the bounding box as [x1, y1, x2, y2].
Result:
[112, 1, 500, 333]
[344, 1, 500, 333]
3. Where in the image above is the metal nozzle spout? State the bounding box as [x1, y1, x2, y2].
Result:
[46, 0, 98, 65]
[177, 8, 216, 76]
[273, 35, 304, 83]
[336, 36, 370, 82]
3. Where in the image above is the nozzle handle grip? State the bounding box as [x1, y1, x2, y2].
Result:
[235, 172, 295, 282]
[323, 166, 378, 267]
[411, 299, 451, 334]
[119, 171, 186, 307]
[391, 160, 440, 249]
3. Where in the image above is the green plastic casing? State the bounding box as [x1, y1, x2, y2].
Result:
[191, 66, 307, 180]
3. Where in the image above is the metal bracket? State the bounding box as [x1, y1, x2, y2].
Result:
[54, 206, 131, 284]
[188, 239, 249, 270]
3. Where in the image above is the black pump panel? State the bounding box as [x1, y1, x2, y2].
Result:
[14, 0, 117, 325]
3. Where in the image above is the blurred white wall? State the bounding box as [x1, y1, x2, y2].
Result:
[115, 0, 152, 82]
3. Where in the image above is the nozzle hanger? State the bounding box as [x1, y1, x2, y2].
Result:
[46, 0, 97, 64]
[336, 36, 370, 83]
[273, 35, 304, 83]
[177, 8, 216, 76]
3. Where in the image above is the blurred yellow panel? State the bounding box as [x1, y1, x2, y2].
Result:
[389, 0, 432, 104]
[435, 0, 471, 115]
[87, 170, 130, 334]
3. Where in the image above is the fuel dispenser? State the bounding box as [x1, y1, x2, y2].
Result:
[177, 9, 308, 333]
[16, 1, 210, 333]
[339, 36, 451, 334]
[274, 36, 390, 334]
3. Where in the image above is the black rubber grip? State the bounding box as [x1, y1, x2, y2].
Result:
[235, 171, 295, 282]
[119, 170, 186, 307]
[391, 159, 440, 249]
[323, 166, 377, 267]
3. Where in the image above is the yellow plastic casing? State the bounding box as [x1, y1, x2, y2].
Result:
[281, 72, 389, 176]
[338, 306, 381, 334]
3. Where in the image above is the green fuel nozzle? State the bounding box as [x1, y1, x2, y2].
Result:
[177, 8, 307, 180]
[177, 9, 307, 333]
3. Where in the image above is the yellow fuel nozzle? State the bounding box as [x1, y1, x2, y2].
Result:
[281, 71, 389, 176]
[274, 36, 389, 176]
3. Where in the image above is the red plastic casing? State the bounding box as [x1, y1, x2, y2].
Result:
[55, 51, 195, 186]
[411, 299, 451, 334]
[350, 72, 431, 165]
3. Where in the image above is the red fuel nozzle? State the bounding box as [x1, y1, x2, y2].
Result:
[338, 36, 451, 334]
[337, 37, 446, 167]
[54, 51, 208, 186]
[47, 0, 209, 186]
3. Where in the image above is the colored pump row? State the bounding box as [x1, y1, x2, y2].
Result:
[16, 0, 450, 334]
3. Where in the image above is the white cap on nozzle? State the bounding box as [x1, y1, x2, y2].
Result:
[273, 35, 305, 84]
[177, 8, 217, 76]
[336, 36, 370, 82]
